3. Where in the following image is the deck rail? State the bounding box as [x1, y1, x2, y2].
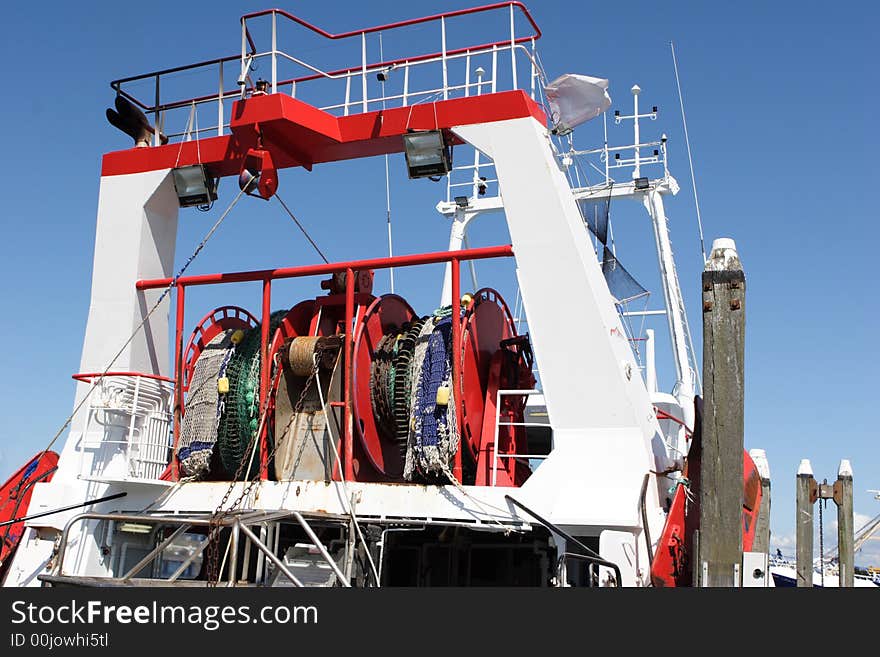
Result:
[110, 3, 543, 145]
[73, 373, 173, 484]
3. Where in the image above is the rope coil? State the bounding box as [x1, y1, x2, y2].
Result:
[287, 336, 323, 376]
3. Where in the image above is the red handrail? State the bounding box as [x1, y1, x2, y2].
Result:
[72, 371, 175, 384]
[136, 244, 514, 291]
[245, 2, 540, 92]
[241, 3, 541, 41]
[654, 407, 693, 436]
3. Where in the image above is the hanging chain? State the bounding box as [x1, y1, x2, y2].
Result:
[205, 357, 321, 586]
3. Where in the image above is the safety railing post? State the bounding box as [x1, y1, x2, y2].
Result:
[509, 3, 517, 90]
[403, 63, 409, 106]
[530, 37, 536, 99]
[229, 522, 240, 586]
[240, 18, 249, 99]
[153, 75, 161, 146]
[255, 524, 267, 584]
[271, 11, 278, 94]
[441, 17, 448, 100]
[218, 60, 225, 136]
[491, 45, 498, 94]
[361, 32, 368, 112]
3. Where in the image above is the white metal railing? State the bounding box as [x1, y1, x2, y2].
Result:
[238, 11, 541, 116]
[491, 388, 548, 486]
[111, 4, 543, 148]
[77, 375, 173, 483]
[568, 137, 669, 189]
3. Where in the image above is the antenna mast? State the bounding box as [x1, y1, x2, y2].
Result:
[380, 33, 395, 292]
[671, 42, 707, 264]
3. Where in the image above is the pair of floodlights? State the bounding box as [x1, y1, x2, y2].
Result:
[171, 129, 451, 208]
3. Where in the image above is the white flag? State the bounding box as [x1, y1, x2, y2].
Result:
[544, 74, 612, 135]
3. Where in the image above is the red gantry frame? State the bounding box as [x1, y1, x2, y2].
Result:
[108, 4, 546, 483]
[103, 2, 545, 176]
[136, 245, 515, 482]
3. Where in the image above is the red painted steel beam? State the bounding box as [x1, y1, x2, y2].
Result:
[102, 91, 544, 178]
[136, 245, 514, 290]
[451, 258, 463, 483]
[173, 285, 186, 482]
[259, 280, 272, 480]
[343, 268, 355, 481]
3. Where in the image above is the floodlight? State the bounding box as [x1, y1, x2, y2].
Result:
[171, 165, 217, 208]
[402, 130, 452, 179]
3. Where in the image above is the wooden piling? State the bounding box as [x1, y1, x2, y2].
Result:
[749, 448, 771, 554]
[700, 238, 745, 587]
[796, 459, 816, 587]
[835, 460, 854, 587]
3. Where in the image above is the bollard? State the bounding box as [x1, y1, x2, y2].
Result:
[699, 238, 745, 586]
[836, 460, 854, 587]
[796, 459, 816, 588]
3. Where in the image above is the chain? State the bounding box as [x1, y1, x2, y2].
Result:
[205, 357, 321, 586]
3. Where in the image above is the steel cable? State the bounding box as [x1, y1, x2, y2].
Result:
[38, 174, 255, 459]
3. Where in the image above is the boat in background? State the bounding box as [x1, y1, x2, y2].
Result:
[769, 555, 879, 588]
[770, 493, 880, 588]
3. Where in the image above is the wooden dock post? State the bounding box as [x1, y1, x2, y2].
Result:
[835, 460, 854, 587]
[796, 459, 816, 587]
[700, 238, 745, 587]
[749, 449, 771, 554]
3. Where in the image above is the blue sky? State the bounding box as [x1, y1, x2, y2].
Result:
[0, 1, 877, 565]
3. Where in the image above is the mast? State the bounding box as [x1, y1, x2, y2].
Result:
[645, 188, 695, 429]
[608, 85, 697, 430]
